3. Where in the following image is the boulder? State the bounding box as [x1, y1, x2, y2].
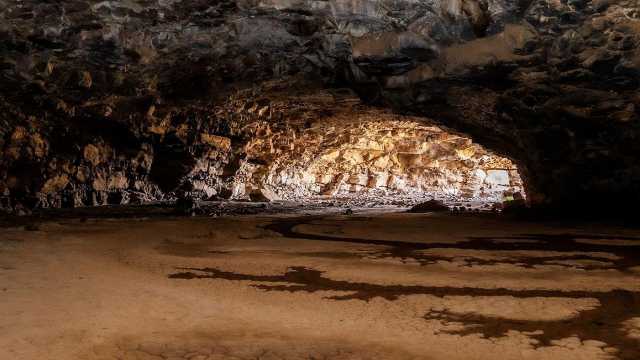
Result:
[502, 198, 527, 214]
[249, 188, 280, 202]
[408, 200, 449, 213]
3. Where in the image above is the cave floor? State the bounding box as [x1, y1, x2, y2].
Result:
[1, 211, 640, 360]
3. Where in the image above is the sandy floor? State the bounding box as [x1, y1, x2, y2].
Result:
[1, 211, 639, 360]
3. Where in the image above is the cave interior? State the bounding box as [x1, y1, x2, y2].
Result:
[1, 0, 640, 359]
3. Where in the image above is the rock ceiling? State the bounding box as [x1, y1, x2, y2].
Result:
[1, 0, 639, 213]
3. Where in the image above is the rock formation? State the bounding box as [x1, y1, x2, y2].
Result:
[1, 0, 638, 214]
[235, 98, 522, 205]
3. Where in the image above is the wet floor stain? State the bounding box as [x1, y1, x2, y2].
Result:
[170, 265, 640, 359]
[263, 216, 640, 271]
[169, 215, 640, 359]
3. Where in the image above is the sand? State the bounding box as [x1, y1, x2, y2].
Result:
[1, 211, 639, 359]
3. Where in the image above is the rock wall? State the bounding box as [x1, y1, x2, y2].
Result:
[236, 111, 522, 205]
[0, 78, 519, 211]
[1, 0, 639, 213]
[375, 0, 640, 210]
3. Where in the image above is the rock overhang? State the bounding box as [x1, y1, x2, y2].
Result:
[0, 0, 639, 215]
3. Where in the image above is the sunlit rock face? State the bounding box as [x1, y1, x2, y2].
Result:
[236, 111, 522, 205]
[0, 0, 639, 213]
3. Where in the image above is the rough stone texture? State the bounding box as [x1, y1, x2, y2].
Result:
[235, 105, 522, 205]
[368, 0, 640, 210]
[1, 0, 639, 213]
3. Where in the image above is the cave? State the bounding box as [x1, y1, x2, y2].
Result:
[1, 0, 640, 359]
[220, 104, 524, 208]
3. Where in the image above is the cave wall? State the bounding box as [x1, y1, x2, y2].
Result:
[375, 1, 640, 210]
[236, 108, 522, 205]
[1, 0, 639, 213]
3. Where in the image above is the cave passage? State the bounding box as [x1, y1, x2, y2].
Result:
[228, 116, 523, 209]
[2, 0, 640, 359]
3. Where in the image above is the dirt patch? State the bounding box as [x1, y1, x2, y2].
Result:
[83, 330, 415, 360]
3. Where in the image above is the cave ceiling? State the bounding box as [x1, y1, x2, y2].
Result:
[1, 0, 639, 212]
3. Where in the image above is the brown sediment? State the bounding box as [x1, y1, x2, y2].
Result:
[170, 265, 640, 359]
[169, 215, 640, 359]
[262, 216, 640, 271]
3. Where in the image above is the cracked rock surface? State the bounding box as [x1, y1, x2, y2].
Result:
[232, 94, 523, 205]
